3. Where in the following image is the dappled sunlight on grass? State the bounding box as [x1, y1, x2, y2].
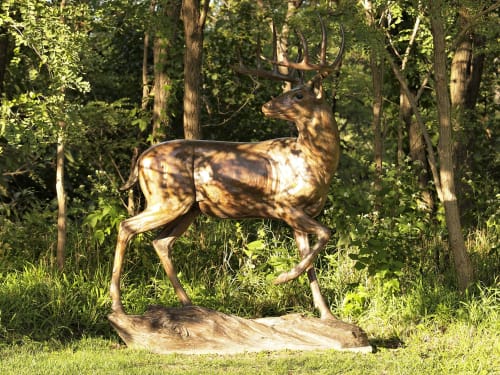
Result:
[1, 197, 498, 373]
[0, 320, 498, 375]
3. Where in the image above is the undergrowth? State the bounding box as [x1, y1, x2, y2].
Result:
[0, 215, 498, 346]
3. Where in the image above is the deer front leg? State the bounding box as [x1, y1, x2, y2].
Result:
[152, 208, 200, 306]
[294, 230, 336, 320]
[274, 209, 331, 285]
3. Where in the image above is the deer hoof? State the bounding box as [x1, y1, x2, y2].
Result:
[320, 311, 338, 321]
[273, 271, 295, 285]
[274, 264, 308, 284]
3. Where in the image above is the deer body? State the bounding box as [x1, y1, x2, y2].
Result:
[136, 93, 338, 220]
[110, 19, 344, 319]
[110, 86, 340, 318]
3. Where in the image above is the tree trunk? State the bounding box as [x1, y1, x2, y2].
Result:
[0, 28, 11, 97]
[181, 0, 209, 140]
[450, 8, 485, 111]
[56, 0, 68, 271]
[397, 94, 405, 166]
[370, 54, 384, 191]
[142, 1, 155, 111]
[255, 0, 336, 131]
[388, 57, 443, 203]
[152, 0, 182, 143]
[363, 0, 384, 192]
[56, 130, 66, 271]
[401, 90, 433, 210]
[429, 0, 474, 291]
[450, 7, 486, 217]
[277, 2, 299, 94]
[152, 37, 168, 142]
[142, 33, 150, 111]
[256, 0, 301, 135]
[126, 147, 139, 216]
[393, 14, 433, 209]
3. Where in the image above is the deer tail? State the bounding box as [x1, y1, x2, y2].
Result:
[120, 165, 138, 190]
[120, 148, 140, 191]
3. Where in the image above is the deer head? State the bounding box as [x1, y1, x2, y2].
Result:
[261, 86, 324, 122]
[236, 16, 344, 128]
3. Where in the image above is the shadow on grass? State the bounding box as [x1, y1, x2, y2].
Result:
[369, 337, 405, 352]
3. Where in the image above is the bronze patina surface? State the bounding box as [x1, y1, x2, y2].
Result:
[110, 20, 345, 321]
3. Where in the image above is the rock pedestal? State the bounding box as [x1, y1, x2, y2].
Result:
[108, 305, 372, 354]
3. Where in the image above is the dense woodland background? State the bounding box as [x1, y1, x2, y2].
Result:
[0, 0, 498, 345]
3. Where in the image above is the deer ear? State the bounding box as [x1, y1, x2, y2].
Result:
[305, 81, 322, 99]
[314, 84, 324, 99]
[306, 78, 324, 99]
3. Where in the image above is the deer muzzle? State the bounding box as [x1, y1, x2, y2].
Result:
[262, 101, 285, 119]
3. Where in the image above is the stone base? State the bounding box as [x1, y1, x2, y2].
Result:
[108, 305, 373, 354]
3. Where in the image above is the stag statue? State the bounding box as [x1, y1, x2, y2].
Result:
[110, 19, 345, 320]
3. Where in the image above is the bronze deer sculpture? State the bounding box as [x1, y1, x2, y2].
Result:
[110, 19, 344, 320]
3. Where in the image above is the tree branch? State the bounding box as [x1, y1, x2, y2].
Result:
[401, 16, 421, 71]
[199, 0, 210, 28]
[452, 2, 500, 50]
[387, 55, 443, 202]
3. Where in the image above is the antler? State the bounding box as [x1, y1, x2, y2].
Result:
[235, 16, 345, 85]
[235, 21, 301, 83]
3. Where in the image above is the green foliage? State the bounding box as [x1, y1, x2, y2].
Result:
[0, 264, 112, 342]
[203, 1, 284, 141]
[83, 197, 126, 247]
[0, 207, 56, 269]
[1, 0, 90, 94]
[81, 0, 146, 104]
[342, 284, 370, 317]
[322, 155, 434, 294]
[0, 1, 499, 366]
[0, 0, 91, 208]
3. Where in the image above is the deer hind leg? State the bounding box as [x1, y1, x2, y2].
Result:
[294, 230, 336, 320]
[273, 209, 330, 285]
[110, 201, 194, 314]
[152, 208, 200, 306]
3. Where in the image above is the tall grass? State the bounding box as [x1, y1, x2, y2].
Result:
[0, 213, 498, 346]
[0, 263, 113, 343]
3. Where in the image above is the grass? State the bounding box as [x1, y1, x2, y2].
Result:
[0, 266, 498, 374]
[0, 320, 498, 375]
[0, 221, 498, 374]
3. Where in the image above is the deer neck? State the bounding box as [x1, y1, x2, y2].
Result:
[296, 105, 340, 174]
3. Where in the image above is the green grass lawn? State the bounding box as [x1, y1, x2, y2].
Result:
[1, 320, 498, 375]
[1, 226, 498, 374]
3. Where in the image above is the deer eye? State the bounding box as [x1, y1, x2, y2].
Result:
[294, 92, 304, 100]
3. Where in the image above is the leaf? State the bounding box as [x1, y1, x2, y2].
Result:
[246, 240, 266, 252]
[101, 205, 111, 217]
[64, 150, 75, 164]
[94, 230, 105, 245]
[337, 233, 350, 247]
[132, 118, 149, 132]
[83, 213, 99, 228]
[354, 262, 367, 271]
